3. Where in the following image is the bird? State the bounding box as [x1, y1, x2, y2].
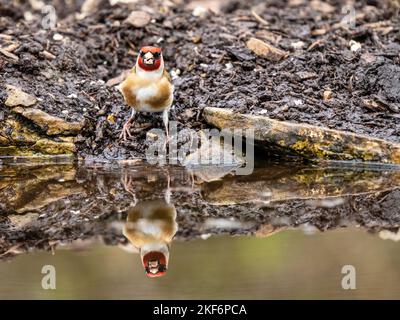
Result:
[119, 46, 174, 142]
[123, 199, 178, 278]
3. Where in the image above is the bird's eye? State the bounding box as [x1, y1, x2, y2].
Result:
[140, 51, 146, 57]
[153, 52, 160, 59]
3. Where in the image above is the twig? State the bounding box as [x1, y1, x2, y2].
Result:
[0, 48, 18, 61]
[251, 9, 269, 26]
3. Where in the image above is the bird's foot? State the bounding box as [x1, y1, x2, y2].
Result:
[121, 173, 137, 204]
[119, 121, 133, 141]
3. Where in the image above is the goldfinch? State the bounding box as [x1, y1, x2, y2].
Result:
[123, 199, 178, 278]
[119, 46, 174, 142]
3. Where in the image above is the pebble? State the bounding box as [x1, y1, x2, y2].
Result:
[53, 33, 63, 41]
[170, 69, 181, 80]
[225, 62, 233, 70]
[323, 90, 333, 100]
[192, 6, 207, 18]
[349, 40, 361, 52]
[291, 41, 305, 50]
[124, 11, 151, 28]
[5, 85, 37, 107]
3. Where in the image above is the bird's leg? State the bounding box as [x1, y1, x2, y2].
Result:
[121, 172, 137, 206]
[119, 109, 136, 141]
[190, 171, 195, 189]
[164, 171, 171, 204]
[162, 108, 170, 150]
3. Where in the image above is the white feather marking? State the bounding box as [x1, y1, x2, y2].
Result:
[135, 84, 157, 101]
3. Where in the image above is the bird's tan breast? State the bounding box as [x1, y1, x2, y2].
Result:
[121, 71, 173, 112]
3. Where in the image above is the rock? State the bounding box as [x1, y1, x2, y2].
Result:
[192, 6, 208, 18]
[110, 0, 138, 5]
[201, 165, 400, 205]
[202, 218, 255, 230]
[0, 163, 79, 214]
[246, 38, 288, 62]
[52, 33, 64, 41]
[310, 0, 335, 13]
[8, 213, 39, 228]
[323, 90, 333, 100]
[0, 118, 43, 146]
[5, 85, 37, 107]
[12, 107, 84, 136]
[81, 0, 102, 14]
[0, 48, 19, 61]
[203, 107, 400, 165]
[379, 229, 400, 242]
[202, 179, 272, 205]
[33, 139, 76, 155]
[291, 41, 305, 50]
[296, 71, 318, 80]
[349, 40, 362, 52]
[182, 135, 245, 182]
[255, 224, 287, 238]
[0, 115, 76, 156]
[124, 11, 151, 28]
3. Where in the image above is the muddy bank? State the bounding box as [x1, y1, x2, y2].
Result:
[0, 0, 400, 160]
[0, 161, 400, 259]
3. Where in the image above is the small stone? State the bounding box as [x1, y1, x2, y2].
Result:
[5, 85, 37, 107]
[12, 107, 84, 136]
[81, 0, 102, 14]
[24, 11, 35, 22]
[192, 35, 202, 43]
[124, 11, 151, 28]
[246, 38, 288, 62]
[170, 69, 181, 80]
[310, 0, 335, 13]
[53, 33, 63, 41]
[296, 71, 318, 80]
[311, 28, 327, 36]
[225, 62, 233, 70]
[291, 41, 305, 50]
[192, 6, 207, 17]
[349, 40, 362, 52]
[323, 90, 333, 100]
[288, 0, 306, 6]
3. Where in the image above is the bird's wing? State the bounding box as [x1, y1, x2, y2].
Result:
[163, 69, 172, 83]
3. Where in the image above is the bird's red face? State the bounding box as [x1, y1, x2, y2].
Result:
[142, 251, 167, 278]
[137, 46, 163, 72]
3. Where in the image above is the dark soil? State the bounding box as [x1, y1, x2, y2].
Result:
[0, 0, 399, 160]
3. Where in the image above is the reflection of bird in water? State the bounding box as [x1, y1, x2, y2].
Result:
[123, 200, 178, 278]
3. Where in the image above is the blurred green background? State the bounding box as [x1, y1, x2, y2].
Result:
[1, 228, 400, 299]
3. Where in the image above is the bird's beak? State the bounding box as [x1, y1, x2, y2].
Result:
[143, 52, 155, 65]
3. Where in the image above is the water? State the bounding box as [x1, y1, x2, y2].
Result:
[1, 159, 400, 299]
